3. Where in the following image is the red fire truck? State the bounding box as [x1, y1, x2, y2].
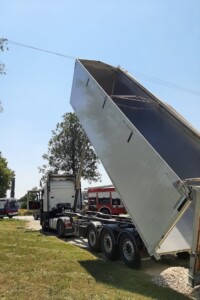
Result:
[87, 186, 126, 215]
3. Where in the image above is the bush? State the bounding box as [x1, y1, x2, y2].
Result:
[18, 209, 33, 216]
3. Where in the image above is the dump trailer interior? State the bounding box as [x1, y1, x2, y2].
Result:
[77, 59, 200, 180]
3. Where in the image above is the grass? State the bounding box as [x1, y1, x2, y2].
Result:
[0, 219, 190, 300]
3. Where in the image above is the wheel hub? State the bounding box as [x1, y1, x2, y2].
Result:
[89, 230, 96, 246]
[104, 234, 112, 253]
[123, 239, 134, 261]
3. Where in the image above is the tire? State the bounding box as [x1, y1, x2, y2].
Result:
[101, 228, 118, 260]
[8, 215, 13, 219]
[100, 208, 110, 215]
[57, 219, 65, 238]
[87, 224, 101, 252]
[119, 232, 141, 268]
[41, 217, 49, 232]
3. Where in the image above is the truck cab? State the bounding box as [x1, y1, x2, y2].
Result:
[27, 174, 81, 236]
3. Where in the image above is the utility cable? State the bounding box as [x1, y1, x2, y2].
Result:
[128, 70, 200, 96]
[8, 39, 75, 60]
[6, 39, 200, 96]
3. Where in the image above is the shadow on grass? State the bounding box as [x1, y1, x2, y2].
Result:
[38, 229, 57, 237]
[78, 258, 190, 300]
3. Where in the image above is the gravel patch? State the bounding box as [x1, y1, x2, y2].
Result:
[152, 267, 200, 299]
[26, 219, 41, 231]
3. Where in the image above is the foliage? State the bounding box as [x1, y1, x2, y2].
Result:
[18, 194, 28, 209]
[39, 112, 101, 184]
[0, 38, 8, 74]
[18, 209, 33, 216]
[0, 152, 14, 197]
[0, 38, 8, 113]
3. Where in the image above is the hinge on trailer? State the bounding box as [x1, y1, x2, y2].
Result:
[102, 96, 107, 109]
[174, 180, 193, 200]
[86, 78, 90, 86]
[191, 251, 200, 258]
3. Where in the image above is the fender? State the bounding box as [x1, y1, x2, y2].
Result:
[86, 221, 103, 237]
[117, 228, 137, 246]
[99, 206, 111, 214]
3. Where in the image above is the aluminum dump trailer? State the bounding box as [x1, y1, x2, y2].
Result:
[70, 59, 200, 260]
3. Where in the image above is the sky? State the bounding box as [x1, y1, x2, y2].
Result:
[0, 0, 199, 199]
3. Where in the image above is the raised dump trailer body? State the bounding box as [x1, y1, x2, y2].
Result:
[70, 59, 200, 258]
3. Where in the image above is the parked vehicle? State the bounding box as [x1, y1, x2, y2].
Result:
[29, 59, 200, 287]
[28, 174, 141, 266]
[87, 186, 126, 215]
[70, 59, 200, 287]
[0, 198, 18, 218]
[27, 174, 80, 221]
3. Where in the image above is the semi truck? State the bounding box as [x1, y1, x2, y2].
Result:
[28, 174, 81, 227]
[70, 59, 200, 287]
[29, 59, 200, 287]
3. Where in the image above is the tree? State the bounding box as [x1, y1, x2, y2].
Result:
[0, 152, 15, 197]
[0, 38, 8, 113]
[18, 194, 28, 209]
[39, 112, 101, 185]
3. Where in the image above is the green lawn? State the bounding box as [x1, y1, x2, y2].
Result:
[0, 219, 190, 300]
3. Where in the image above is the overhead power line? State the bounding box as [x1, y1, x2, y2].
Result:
[6, 39, 200, 96]
[128, 69, 200, 96]
[8, 40, 75, 60]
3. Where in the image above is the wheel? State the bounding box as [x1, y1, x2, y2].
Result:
[101, 228, 118, 260]
[33, 215, 38, 220]
[119, 232, 141, 268]
[100, 208, 110, 215]
[57, 219, 65, 238]
[8, 215, 13, 219]
[87, 224, 101, 252]
[41, 217, 49, 232]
